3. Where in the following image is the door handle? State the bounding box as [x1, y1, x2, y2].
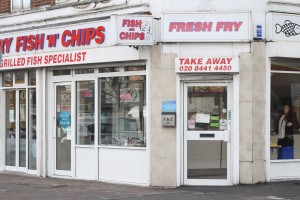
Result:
[199, 133, 215, 138]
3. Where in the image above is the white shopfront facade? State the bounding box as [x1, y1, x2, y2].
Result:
[3, 2, 300, 187]
[0, 15, 153, 185]
[161, 12, 250, 186]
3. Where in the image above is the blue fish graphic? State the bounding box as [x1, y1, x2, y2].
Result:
[275, 20, 300, 37]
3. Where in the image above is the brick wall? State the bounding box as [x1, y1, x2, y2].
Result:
[0, 0, 10, 14]
[32, 0, 55, 8]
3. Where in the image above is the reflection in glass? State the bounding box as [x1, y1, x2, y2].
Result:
[6, 91, 16, 166]
[29, 89, 36, 170]
[99, 76, 146, 147]
[12, 0, 21, 10]
[56, 85, 71, 171]
[19, 90, 26, 168]
[75, 69, 94, 74]
[53, 70, 71, 76]
[23, 0, 31, 9]
[76, 81, 95, 145]
[29, 71, 36, 86]
[15, 71, 25, 84]
[187, 141, 227, 179]
[187, 86, 227, 131]
[271, 58, 300, 72]
[3, 72, 13, 87]
[99, 67, 120, 73]
[125, 66, 146, 71]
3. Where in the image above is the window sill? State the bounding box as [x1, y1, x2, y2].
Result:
[271, 159, 300, 163]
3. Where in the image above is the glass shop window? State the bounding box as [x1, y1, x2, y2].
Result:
[3, 72, 14, 87]
[53, 70, 71, 76]
[270, 70, 300, 160]
[99, 67, 120, 73]
[15, 71, 25, 84]
[75, 68, 94, 75]
[28, 70, 36, 86]
[76, 81, 95, 145]
[99, 75, 146, 147]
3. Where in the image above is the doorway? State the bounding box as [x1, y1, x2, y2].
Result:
[5, 89, 36, 172]
[183, 82, 232, 185]
[54, 83, 73, 176]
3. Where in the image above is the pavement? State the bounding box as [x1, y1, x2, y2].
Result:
[0, 172, 300, 200]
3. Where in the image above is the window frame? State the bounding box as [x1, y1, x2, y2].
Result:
[11, 0, 31, 11]
[270, 61, 300, 161]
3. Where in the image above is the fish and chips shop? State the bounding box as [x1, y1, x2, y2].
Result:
[2, 4, 300, 187]
[0, 15, 153, 185]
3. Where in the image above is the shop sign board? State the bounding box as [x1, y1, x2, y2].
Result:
[0, 20, 111, 57]
[175, 57, 239, 73]
[0, 15, 153, 70]
[267, 12, 300, 42]
[112, 15, 154, 45]
[0, 47, 139, 70]
[162, 12, 250, 42]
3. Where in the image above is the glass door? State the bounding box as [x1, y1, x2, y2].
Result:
[54, 83, 72, 175]
[5, 89, 34, 172]
[183, 82, 231, 185]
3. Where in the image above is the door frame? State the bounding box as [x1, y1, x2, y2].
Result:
[177, 75, 240, 186]
[4, 89, 28, 173]
[52, 81, 75, 177]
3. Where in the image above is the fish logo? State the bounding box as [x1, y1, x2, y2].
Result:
[275, 20, 300, 37]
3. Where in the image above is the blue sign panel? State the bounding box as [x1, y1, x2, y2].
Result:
[162, 100, 176, 112]
[58, 111, 71, 128]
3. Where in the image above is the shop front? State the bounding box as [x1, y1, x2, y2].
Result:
[0, 15, 153, 185]
[160, 12, 251, 186]
[267, 12, 300, 180]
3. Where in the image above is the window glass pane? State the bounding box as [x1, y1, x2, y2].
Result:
[76, 81, 95, 145]
[187, 86, 227, 131]
[19, 90, 26, 168]
[99, 76, 146, 147]
[56, 85, 71, 170]
[3, 72, 13, 87]
[12, 0, 21, 10]
[28, 89, 36, 170]
[75, 68, 94, 74]
[187, 141, 227, 179]
[270, 73, 300, 160]
[23, 0, 30, 9]
[53, 70, 71, 76]
[15, 71, 25, 84]
[28, 70, 36, 86]
[6, 91, 16, 166]
[125, 66, 146, 71]
[271, 58, 300, 71]
[99, 67, 120, 73]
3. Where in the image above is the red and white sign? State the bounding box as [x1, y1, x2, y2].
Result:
[0, 15, 154, 70]
[112, 15, 153, 45]
[175, 57, 239, 73]
[162, 12, 250, 42]
[0, 20, 111, 57]
[0, 46, 139, 70]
